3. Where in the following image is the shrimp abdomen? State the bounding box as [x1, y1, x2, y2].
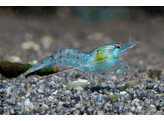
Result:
[24, 48, 89, 76]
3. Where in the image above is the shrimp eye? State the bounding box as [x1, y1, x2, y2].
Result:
[116, 45, 121, 49]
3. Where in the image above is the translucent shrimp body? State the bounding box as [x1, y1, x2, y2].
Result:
[24, 41, 137, 79]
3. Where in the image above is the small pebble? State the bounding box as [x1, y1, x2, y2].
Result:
[120, 91, 127, 96]
[37, 89, 44, 94]
[42, 104, 49, 112]
[40, 35, 53, 49]
[21, 40, 40, 51]
[7, 56, 22, 62]
[9, 108, 15, 115]
[86, 108, 94, 115]
[130, 106, 135, 112]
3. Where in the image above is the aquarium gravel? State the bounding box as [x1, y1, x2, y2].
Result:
[0, 64, 164, 115]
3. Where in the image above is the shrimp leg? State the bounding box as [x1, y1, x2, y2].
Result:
[111, 61, 130, 75]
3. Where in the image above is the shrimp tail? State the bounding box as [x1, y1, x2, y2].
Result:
[24, 55, 55, 76]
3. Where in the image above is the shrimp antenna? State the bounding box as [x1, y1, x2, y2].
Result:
[129, 29, 132, 42]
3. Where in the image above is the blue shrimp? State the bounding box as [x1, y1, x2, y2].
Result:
[24, 41, 137, 81]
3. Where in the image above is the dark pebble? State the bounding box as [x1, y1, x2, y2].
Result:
[56, 97, 62, 101]
[18, 91, 27, 97]
[50, 110, 56, 115]
[0, 95, 4, 99]
[0, 98, 5, 102]
[0, 83, 5, 88]
[86, 108, 94, 115]
[0, 89, 5, 94]
[18, 112, 23, 115]
[113, 110, 119, 114]
[53, 105, 57, 108]
[70, 88, 77, 94]
[102, 95, 110, 102]
[0, 107, 4, 114]
[153, 87, 161, 93]
[54, 101, 59, 106]
[160, 107, 164, 111]
[80, 109, 85, 115]
[154, 94, 161, 100]
[14, 108, 20, 115]
[34, 107, 40, 113]
[133, 85, 140, 89]
[70, 100, 76, 107]
[49, 84, 56, 89]
[110, 87, 117, 93]
[44, 92, 51, 97]
[149, 69, 161, 80]
[156, 105, 161, 110]
[146, 84, 154, 89]
[90, 85, 101, 92]
[103, 86, 111, 90]
[138, 68, 145, 73]
[70, 108, 75, 114]
[116, 85, 124, 91]
[140, 91, 146, 100]
[29, 80, 37, 84]
[62, 102, 70, 108]
[47, 110, 51, 115]
[61, 97, 67, 102]
[156, 102, 164, 111]
[30, 91, 36, 97]
[2, 103, 7, 107]
[63, 109, 70, 114]
[146, 80, 155, 83]
[0, 110, 4, 115]
[71, 94, 80, 102]
[10, 102, 16, 106]
[40, 112, 46, 115]
[45, 100, 51, 106]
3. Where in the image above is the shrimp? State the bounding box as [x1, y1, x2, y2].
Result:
[9, 41, 137, 102]
[24, 41, 138, 81]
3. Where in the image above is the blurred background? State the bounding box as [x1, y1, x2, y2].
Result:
[0, 6, 163, 69]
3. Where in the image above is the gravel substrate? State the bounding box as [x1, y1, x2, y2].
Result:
[0, 65, 164, 115]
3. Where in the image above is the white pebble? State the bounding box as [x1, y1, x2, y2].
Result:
[149, 104, 156, 113]
[120, 91, 127, 96]
[150, 104, 156, 109]
[88, 32, 104, 41]
[52, 90, 58, 95]
[97, 111, 104, 115]
[137, 106, 142, 112]
[132, 98, 140, 104]
[22, 40, 40, 51]
[130, 106, 135, 112]
[37, 89, 44, 94]
[7, 55, 22, 62]
[42, 104, 49, 111]
[24, 99, 34, 111]
[40, 35, 53, 49]
[48, 96, 54, 101]
[9, 108, 15, 114]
